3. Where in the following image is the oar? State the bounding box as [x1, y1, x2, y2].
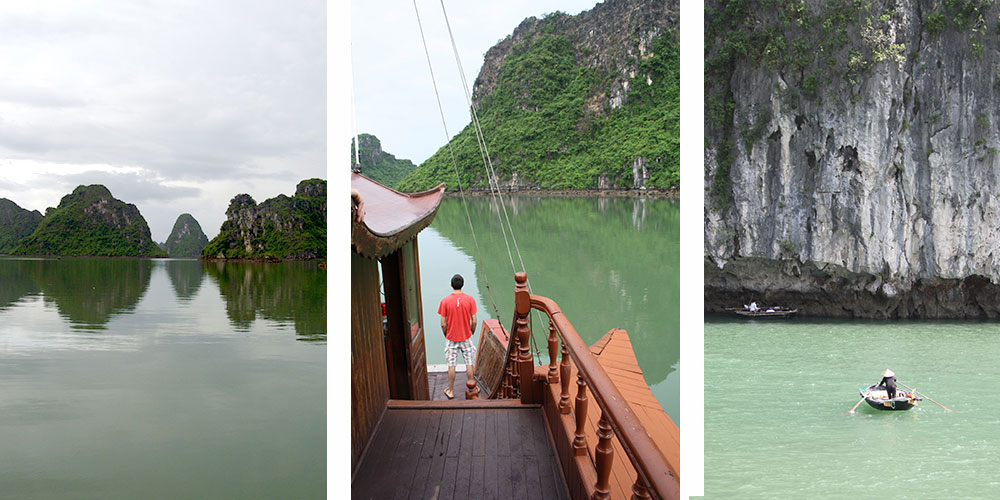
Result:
[846, 382, 880, 415]
[899, 382, 957, 413]
[846, 396, 866, 415]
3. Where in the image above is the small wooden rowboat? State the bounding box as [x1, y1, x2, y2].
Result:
[860, 384, 921, 411]
[727, 306, 798, 318]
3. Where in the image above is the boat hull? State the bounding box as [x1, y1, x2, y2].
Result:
[860, 385, 919, 411]
[732, 309, 797, 318]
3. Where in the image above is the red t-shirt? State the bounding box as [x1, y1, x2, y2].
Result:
[438, 292, 477, 342]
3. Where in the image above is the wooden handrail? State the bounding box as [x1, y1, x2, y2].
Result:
[515, 273, 678, 500]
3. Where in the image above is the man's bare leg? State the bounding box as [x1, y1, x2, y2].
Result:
[446, 366, 456, 398]
[465, 364, 474, 385]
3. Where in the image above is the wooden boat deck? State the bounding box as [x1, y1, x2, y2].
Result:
[543, 328, 679, 499]
[427, 369, 474, 401]
[353, 402, 570, 500]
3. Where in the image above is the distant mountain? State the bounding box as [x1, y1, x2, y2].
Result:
[12, 185, 167, 257]
[351, 133, 417, 189]
[398, 0, 679, 192]
[0, 198, 43, 253]
[202, 179, 326, 260]
[164, 213, 209, 258]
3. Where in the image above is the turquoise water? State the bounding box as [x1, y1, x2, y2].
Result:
[0, 258, 325, 499]
[704, 317, 1000, 499]
[416, 196, 680, 425]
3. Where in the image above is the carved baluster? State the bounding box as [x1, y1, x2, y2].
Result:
[507, 332, 520, 398]
[514, 272, 534, 404]
[630, 478, 651, 500]
[546, 320, 559, 384]
[592, 411, 614, 500]
[559, 342, 571, 414]
[573, 373, 588, 455]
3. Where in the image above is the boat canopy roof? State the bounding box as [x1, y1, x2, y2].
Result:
[351, 173, 446, 259]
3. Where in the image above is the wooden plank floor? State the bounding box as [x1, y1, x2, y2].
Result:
[353, 406, 570, 500]
[427, 371, 474, 401]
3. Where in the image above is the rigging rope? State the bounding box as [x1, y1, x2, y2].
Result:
[436, 0, 544, 362]
[350, 44, 361, 172]
[411, 0, 503, 323]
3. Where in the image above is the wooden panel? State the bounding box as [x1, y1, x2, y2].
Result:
[474, 320, 510, 398]
[351, 252, 390, 471]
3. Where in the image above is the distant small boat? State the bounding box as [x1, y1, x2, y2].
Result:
[726, 306, 797, 318]
[860, 384, 921, 411]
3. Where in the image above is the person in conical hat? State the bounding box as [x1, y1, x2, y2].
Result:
[878, 369, 897, 399]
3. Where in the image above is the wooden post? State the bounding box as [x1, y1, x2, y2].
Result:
[573, 372, 588, 456]
[465, 378, 479, 400]
[559, 342, 571, 415]
[631, 478, 652, 500]
[547, 320, 559, 384]
[592, 411, 614, 500]
[514, 272, 534, 404]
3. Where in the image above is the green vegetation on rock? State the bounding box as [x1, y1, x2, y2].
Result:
[202, 179, 326, 260]
[0, 199, 43, 253]
[164, 213, 209, 258]
[397, 17, 679, 192]
[351, 133, 417, 189]
[11, 185, 166, 257]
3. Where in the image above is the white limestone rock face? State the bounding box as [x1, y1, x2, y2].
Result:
[705, 1, 1000, 316]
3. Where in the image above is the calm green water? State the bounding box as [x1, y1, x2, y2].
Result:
[0, 257, 325, 499]
[417, 196, 679, 424]
[705, 317, 1000, 499]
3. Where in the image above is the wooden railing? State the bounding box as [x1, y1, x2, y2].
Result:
[509, 272, 679, 500]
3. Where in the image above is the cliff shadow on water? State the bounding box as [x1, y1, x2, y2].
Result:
[203, 260, 326, 341]
[705, 1, 1000, 317]
[430, 195, 679, 386]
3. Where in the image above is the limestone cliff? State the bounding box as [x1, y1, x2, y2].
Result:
[12, 185, 166, 257]
[398, 0, 679, 192]
[203, 179, 326, 260]
[0, 198, 43, 253]
[705, 0, 1000, 317]
[164, 213, 209, 258]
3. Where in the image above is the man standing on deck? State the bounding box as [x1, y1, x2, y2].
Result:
[438, 274, 477, 399]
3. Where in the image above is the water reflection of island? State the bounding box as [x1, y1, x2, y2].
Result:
[204, 260, 326, 340]
[0, 259, 42, 311]
[430, 196, 679, 386]
[30, 258, 152, 330]
[164, 259, 204, 301]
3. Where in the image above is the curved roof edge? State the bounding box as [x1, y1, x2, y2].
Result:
[351, 173, 446, 259]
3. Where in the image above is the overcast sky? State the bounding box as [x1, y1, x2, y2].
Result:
[351, 0, 600, 166]
[0, 0, 325, 241]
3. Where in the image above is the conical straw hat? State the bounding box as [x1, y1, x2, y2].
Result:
[883, 369, 894, 377]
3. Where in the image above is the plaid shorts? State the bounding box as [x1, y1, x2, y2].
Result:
[444, 338, 476, 367]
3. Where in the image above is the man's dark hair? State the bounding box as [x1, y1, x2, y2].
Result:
[451, 274, 464, 290]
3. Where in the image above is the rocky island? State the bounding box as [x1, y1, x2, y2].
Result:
[704, 0, 1000, 318]
[10, 185, 166, 257]
[202, 179, 326, 260]
[164, 213, 210, 258]
[351, 133, 417, 190]
[0, 199, 43, 254]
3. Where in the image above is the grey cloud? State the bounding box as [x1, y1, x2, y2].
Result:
[56, 171, 201, 205]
